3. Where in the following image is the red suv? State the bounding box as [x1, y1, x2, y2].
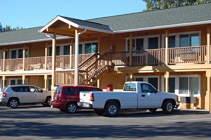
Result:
[51, 85, 102, 113]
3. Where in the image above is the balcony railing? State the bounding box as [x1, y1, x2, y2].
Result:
[0, 46, 209, 72]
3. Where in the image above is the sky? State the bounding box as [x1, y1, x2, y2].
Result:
[0, 0, 146, 29]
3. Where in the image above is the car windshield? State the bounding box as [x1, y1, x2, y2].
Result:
[55, 87, 61, 94]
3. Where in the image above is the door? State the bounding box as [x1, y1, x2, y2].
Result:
[28, 86, 40, 103]
[138, 83, 161, 108]
[63, 87, 76, 102]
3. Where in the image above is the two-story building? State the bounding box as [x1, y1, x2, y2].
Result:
[0, 3, 211, 111]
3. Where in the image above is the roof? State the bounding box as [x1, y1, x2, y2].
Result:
[89, 3, 211, 32]
[0, 3, 211, 46]
[0, 27, 68, 46]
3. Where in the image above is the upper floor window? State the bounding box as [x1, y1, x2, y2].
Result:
[85, 43, 98, 54]
[148, 37, 158, 49]
[180, 33, 199, 47]
[10, 49, 29, 59]
[127, 38, 144, 51]
[48, 46, 60, 56]
[64, 45, 70, 55]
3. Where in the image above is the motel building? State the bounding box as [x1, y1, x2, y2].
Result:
[0, 3, 211, 111]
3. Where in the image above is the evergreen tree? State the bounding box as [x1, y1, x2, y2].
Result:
[143, 0, 211, 11]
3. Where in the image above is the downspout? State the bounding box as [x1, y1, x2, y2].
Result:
[75, 28, 87, 85]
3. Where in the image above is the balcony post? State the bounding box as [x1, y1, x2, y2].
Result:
[23, 45, 26, 70]
[207, 26, 210, 63]
[164, 71, 169, 92]
[51, 32, 56, 101]
[44, 74, 48, 91]
[3, 47, 6, 71]
[206, 70, 211, 111]
[129, 33, 133, 67]
[45, 42, 48, 70]
[74, 29, 79, 86]
[70, 40, 73, 69]
[22, 75, 25, 84]
[2, 76, 5, 89]
[165, 30, 169, 65]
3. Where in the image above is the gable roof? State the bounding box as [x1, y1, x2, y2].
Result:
[89, 3, 211, 32]
[0, 3, 211, 46]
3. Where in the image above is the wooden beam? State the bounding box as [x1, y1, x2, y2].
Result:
[74, 29, 79, 86]
[44, 75, 48, 91]
[3, 47, 6, 71]
[70, 40, 73, 69]
[2, 76, 5, 89]
[129, 73, 134, 81]
[164, 71, 169, 92]
[129, 33, 133, 67]
[23, 45, 26, 70]
[206, 70, 211, 111]
[165, 30, 169, 65]
[52, 33, 56, 94]
[45, 42, 48, 70]
[207, 26, 210, 63]
[22, 75, 25, 84]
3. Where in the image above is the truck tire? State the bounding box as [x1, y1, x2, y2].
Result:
[105, 102, 119, 117]
[162, 100, 174, 113]
[66, 102, 78, 114]
[149, 108, 157, 113]
[94, 109, 105, 116]
[9, 98, 19, 108]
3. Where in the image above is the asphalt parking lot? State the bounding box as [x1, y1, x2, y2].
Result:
[0, 104, 211, 140]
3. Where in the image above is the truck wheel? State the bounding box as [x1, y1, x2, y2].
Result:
[43, 97, 51, 107]
[9, 98, 19, 108]
[149, 108, 157, 113]
[162, 100, 174, 113]
[66, 102, 78, 114]
[105, 102, 119, 117]
[94, 109, 105, 116]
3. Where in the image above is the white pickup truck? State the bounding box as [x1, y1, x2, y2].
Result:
[79, 81, 179, 116]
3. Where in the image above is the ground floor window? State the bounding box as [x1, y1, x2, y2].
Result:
[47, 79, 52, 91]
[9, 78, 28, 85]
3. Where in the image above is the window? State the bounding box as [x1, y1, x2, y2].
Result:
[164, 77, 175, 93]
[55, 87, 61, 94]
[18, 49, 23, 58]
[47, 79, 52, 91]
[164, 36, 176, 48]
[64, 45, 70, 55]
[11, 86, 29, 92]
[85, 43, 98, 54]
[77, 87, 89, 94]
[29, 86, 37, 92]
[179, 76, 199, 96]
[48, 46, 60, 56]
[141, 83, 156, 93]
[148, 78, 158, 89]
[148, 37, 158, 49]
[180, 33, 200, 47]
[64, 87, 75, 94]
[79, 44, 83, 54]
[17, 79, 22, 85]
[11, 50, 17, 59]
[123, 83, 136, 91]
[10, 80, 16, 85]
[127, 38, 143, 51]
[91, 88, 101, 91]
[48, 47, 52, 56]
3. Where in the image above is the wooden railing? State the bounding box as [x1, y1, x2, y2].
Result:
[110, 51, 129, 66]
[0, 59, 3, 71]
[5, 58, 23, 71]
[78, 53, 99, 70]
[25, 56, 45, 70]
[168, 45, 207, 64]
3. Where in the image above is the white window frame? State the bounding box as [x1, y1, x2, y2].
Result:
[161, 75, 201, 97]
[9, 78, 28, 85]
[126, 35, 160, 51]
[9, 48, 29, 59]
[162, 31, 201, 48]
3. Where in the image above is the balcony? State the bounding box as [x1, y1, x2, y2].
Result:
[110, 45, 209, 66]
[0, 54, 92, 71]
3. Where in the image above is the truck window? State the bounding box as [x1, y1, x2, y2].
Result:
[123, 83, 136, 91]
[141, 83, 156, 93]
[90, 88, 101, 91]
[55, 87, 61, 94]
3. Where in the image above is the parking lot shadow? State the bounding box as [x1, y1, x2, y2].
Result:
[0, 120, 210, 139]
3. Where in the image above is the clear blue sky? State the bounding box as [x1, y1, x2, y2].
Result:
[0, 0, 146, 29]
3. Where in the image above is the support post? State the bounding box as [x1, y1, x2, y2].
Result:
[23, 45, 26, 70]
[51, 33, 56, 100]
[97, 36, 101, 88]
[165, 30, 169, 65]
[22, 75, 25, 84]
[129, 33, 133, 67]
[2, 76, 5, 89]
[164, 71, 169, 92]
[45, 42, 48, 69]
[3, 47, 6, 71]
[70, 40, 73, 69]
[44, 74, 48, 91]
[74, 29, 79, 86]
[207, 26, 210, 63]
[206, 70, 211, 111]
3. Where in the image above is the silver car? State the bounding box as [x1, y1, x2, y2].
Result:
[0, 85, 51, 108]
